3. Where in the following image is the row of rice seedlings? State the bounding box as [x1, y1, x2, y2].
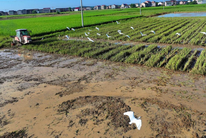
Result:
[98, 45, 131, 60]
[147, 19, 187, 43]
[125, 19, 179, 41]
[183, 50, 198, 71]
[165, 48, 191, 70]
[170, 19, 198, 42]
[60, 41, 96, 55]
[123, 19, 172, 42]
[158, 48, 180, 67]
[139, 47, 161, 64]
[191, 50, 206, 75]
[144, 46, 172, 67]
[114, 19, 169, 40]
[159, 19, 197, 44]
[83, 44, 118, 58]
[125, 44, 157, 64]
[151, 20, 190, 44]
[137, 19, 185, 42]
[86, 18, 174, 41]
[87, 19, 165, 41]
[190, 21, 206, 45]
[110, 44, 145, 62]
[184, 21, 206, 44]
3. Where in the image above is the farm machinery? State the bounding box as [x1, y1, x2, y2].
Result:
[11, 29, 32, 46]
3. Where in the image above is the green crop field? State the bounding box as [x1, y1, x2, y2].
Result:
[67, 17, 206, 46]
[22, 39, 205, 75]
[1, 4, 206, 75]
[1, 4, 206, 37]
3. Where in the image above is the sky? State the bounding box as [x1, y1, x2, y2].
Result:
[0, 0, 155, 11]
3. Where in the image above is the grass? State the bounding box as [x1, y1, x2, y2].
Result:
[1, 4, 206, 37]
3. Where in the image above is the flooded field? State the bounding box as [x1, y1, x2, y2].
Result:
[158, 12, 206, 17]
[0, 48, 206, 137]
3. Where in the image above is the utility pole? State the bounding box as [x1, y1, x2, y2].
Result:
[140, 0, 141, 15]
[5, 9, 8, 19]
[80, 0, 84, 27]
[163, 0, 165, 10]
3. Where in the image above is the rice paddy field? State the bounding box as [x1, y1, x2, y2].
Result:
[67, 17, 206, 46]
[1, 4, 206, 75]
[22, 39, 206, 75]
[1, 4, 206, 138]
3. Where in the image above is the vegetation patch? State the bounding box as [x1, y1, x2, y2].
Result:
[58, 96, 134, 132]
[0, 130, 27, 138]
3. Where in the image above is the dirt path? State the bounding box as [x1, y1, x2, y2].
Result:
[0, 48, 205, 138]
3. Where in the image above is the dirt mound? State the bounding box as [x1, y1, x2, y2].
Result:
[0, 130, 28, 138]
[131, 98, 205, 137]
[58, 96, 135, 134]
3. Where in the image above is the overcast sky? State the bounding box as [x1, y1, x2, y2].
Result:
[0, 0, 158, 11]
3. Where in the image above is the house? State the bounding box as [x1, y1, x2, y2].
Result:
[17, 10, 23, 15]
[158, 2, 164, 5]
[101, 5, 106, 10]
[111, 4, 117, 9]
[179, 0, 188, 4]
[85, 7, 92, 10]
[74, 7, 80, 11]
[21, 9, 27, 14]
[9, 10, 17, 15]
[42, 8, 51, 13]
[135, 3, 140, 7]
[0, 11, 6, 16]
[165, 1, 174, 6]
[26, 9, 37, 14]
[56, 8, 69, 12]
[151, 1, 156, 6]
[145, 1, 152, 6]
[121, 4, 129, 8]
[140, 1, 152, 7]
[94, 5, 101, 10]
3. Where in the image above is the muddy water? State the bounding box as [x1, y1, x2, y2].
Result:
[158, 12, 206, 17]
[0, 48, 206, 138]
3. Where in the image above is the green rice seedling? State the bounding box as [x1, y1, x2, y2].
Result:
[158, 48, 180, 67]
[145, 46, 172, 67]
[149, 20, 189, 43]
[159, 20, 195, 44]
[169, 19, 198, 43]
[191, 50, 206, 75]
[98, 45, 131, 60]
[165, 48, 191, 70]
[125, 44, 157, 64]
[183, 50, 198, 71]
[83, 45, 117, 58]
[185, 21, 206, 44]
[110, 44, 145, 62]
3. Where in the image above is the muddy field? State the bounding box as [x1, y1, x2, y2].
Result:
[0, 48, 205, 138]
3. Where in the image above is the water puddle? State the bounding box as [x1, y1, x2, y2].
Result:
[158, 12, 206, 17]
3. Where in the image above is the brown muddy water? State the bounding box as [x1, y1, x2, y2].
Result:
[0, 48, 205, 138]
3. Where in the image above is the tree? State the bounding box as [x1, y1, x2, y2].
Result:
[130, 4, 136, 8]
[32, 10, 37, 14]
[68, 7, 72, 11]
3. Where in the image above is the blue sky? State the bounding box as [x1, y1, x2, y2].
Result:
[0, 0, 153, 11]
